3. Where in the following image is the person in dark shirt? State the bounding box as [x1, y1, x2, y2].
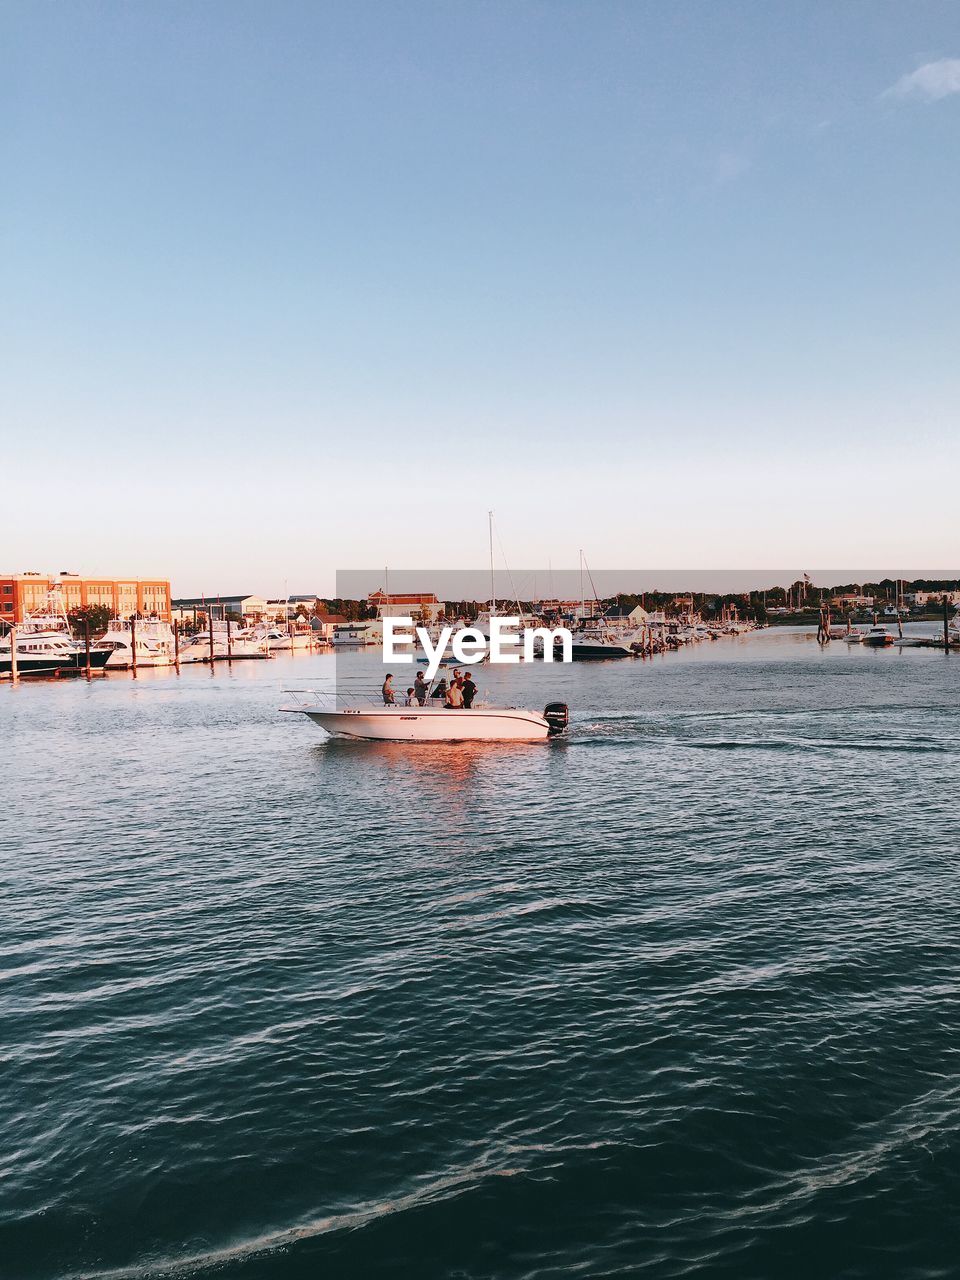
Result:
[461, 673, 478, 708]
[414, 672, 428, 705]
[382, 674, 395, 705]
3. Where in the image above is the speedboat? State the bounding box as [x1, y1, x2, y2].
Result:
[862, 625, 895, 647]
[284, 693, 568, 742]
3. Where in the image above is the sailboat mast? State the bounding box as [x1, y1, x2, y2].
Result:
[488, 511, 496, 617]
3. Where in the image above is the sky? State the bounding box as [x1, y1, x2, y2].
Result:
[3, 1, 959, 595]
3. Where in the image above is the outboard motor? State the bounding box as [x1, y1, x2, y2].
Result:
[543, 702, 569, 736]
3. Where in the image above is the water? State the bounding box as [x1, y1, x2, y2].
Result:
[3, 629, 959, 1279]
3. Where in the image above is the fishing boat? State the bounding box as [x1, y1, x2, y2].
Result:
[0, 590, 112, 674]
[1, 629, 112, 674]
[284, 690, 568, 742]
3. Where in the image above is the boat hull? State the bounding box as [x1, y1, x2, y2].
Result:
[0, 649, 112, 674]
[299, 706, 552, 741]
[105, 651, 174, 669]
[564, 644, 633, 660]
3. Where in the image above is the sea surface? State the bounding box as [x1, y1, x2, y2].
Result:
[3, 628, 959, 1279]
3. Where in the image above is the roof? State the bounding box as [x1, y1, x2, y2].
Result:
[368, 590, 440, 604]
[172, 594, 259, 607]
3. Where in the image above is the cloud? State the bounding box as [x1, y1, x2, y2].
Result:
[884, 58, 960, 102]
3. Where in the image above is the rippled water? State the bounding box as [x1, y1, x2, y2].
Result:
[3, 629, 959, 1279]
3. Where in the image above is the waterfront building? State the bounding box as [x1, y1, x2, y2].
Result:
[831, 594, 876, 609]
[605, 605, 649, 625]
[312, 612, 349, 641]
[1, 573, 172, 624]
[171, 595, 269, 623]
[367, 591, 446, 623]
[905, 590, 960, 607]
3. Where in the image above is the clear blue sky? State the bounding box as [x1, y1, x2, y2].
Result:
[3, 2, 958, 595]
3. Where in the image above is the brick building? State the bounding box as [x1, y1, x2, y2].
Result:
[0, 573, 172, 625]
[366, 590, 446, 622]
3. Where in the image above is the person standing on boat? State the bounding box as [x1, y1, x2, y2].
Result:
[432, 677, 448, 704]
[414, 671, 428, 705]
[445, 680, 464, 709]
[461, 673, 477, 708]
[382, 674, 396, 705]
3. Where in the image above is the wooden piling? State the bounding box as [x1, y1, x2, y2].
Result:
[944, 594, 950, 653]
[226, 618, 233, 662]
[9, 626, 17, 682]
[130, 616, 138, 673]
[173, 619, 180, 665]
[84, 618, 91, 675]
[208, 617, 215, 664]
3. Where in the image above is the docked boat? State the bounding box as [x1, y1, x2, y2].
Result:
[178, 625, 272, 662]
[1, 591, 111, 674]
[559, 620, 635, 660]
[1, 629, 112, 674]
[247, 624, 315, 651]
[862, 625, 895, 647]
[284, 692, 569, 742]
[94, 618, 175, 668]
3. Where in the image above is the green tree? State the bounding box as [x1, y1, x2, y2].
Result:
[68, 604, 113, 636]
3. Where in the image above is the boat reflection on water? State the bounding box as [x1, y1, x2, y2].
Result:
[310, 733, 565, 796]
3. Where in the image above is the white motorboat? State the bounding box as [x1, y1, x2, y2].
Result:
[559, 621, 634, 660]
[178, 625, 272, 662]
[284, 692, 568, 742]
[249, 624, 314, 651]
[862, 625, 895, 647]
[94, 618, 175, 668]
